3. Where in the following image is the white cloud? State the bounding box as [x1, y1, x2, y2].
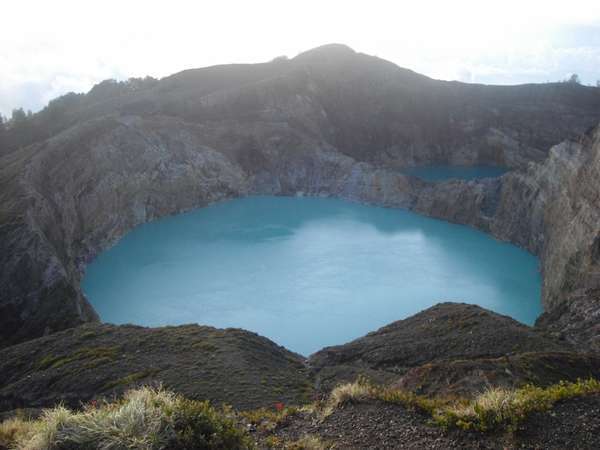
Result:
[1, 0, 600, 116]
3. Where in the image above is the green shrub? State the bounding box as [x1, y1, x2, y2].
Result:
[165, 399, 250, 449]
[241, 406, 298, 432]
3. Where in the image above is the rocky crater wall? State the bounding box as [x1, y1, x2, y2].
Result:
[1, 45, 600, 351]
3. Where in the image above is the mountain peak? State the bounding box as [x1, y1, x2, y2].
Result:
[293, 43, 356, 62]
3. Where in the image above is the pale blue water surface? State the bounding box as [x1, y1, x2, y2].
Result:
[83, 196, 541, 356]
[403, 165, 508, 181]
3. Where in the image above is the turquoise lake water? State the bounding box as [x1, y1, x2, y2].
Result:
[403, 165, 508, 181]
[82, 196, 541, 356]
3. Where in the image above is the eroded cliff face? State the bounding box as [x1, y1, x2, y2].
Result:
[408, 129, 600, 350]
[1, 44, 600, 348]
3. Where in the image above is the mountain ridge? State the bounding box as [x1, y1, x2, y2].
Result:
[0, 43, 599, 352]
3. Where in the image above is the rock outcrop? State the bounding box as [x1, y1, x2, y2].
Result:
[1, 43, 600, 350]
[309, 303, 569, 371]
[307, 303, 600, 394]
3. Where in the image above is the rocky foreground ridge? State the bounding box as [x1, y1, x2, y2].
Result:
[2, 303, 600, 449]
[3, 303, 593, 414]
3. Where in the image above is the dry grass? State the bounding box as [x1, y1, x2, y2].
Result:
[285, 434, 330, 449]
[322, 376, 600, 432]
[0, 386, 252, 450]
[436, 378, 600, 431]
[322, 375, 444, 418]
[0, 417, 36, 449]
[328, 378, 375, 408]
[3, 378, 600, 448]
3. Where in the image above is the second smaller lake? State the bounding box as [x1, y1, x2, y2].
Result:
[403, 165, 508, 182]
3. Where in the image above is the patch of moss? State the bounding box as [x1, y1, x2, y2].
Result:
[285, 435, 331, 450]
[36, 346, 120, 370]
[192, 341, 218, 352]
[263, 435, 283, 448]
[83, 356, 114, 371]
[103, 369, 160, 390]
[79, 330, 98, 340]
[242, 406, 299, 432]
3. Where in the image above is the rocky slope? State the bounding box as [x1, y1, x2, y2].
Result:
[265, 395, 600, 449]
[2, 303, 599, 416]
[1, 43, 600, 353]
[2, 303, 600, 450]
[0, 322, 311, 413]
[308, 303, 600, 396]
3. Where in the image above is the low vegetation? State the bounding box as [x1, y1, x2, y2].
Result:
[436, 377, 600, 431]
[323, 374, 446, 418]
[283, 435, 330, 449]
[324, 376, 600, 432]
[2, 378, 600, 449]
[36, 346, 120, 370]
[0, 387, 251, 450]
[241, 405, 300, 432]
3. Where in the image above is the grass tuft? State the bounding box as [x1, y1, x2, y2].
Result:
[0, 417, 36, 449]
[285, 434, 330, 449]
[323, 376, 600, 433]
[324, 375, 445, 418]
[241, 405, 299, 432]
[1, 386, 252, 449]
[434, 378, 600, 431]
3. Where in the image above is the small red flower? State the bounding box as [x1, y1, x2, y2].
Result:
[274, 402, 284, 412]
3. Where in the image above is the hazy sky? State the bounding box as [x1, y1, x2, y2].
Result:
[2, 0, 600, 117]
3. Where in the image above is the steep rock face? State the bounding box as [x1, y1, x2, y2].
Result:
[491, 131, 600, 346]
[408, 129, 600, 350]
[540, 132, 600, 309]
[1, 44, 600, 347]
[0, 116, 250, 346]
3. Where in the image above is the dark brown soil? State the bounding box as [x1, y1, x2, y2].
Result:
[263, 400, 506, 449]
[516, 393, 600, 449]
[260, 396, 600, 449]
